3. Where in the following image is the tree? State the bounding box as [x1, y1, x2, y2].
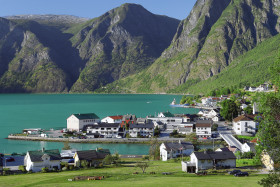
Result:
[154, 126, 160, 137]
[149, 138, 160, 160]
[220, 99, 238, 121]
[185, 133, 198, 145]
[62, 140, 71, 150]
[244, 105, 253, 115]
[257, 54, 280, 186]
[135, 162, 149, 173]
[80, 160, 89, 168]
[211, 124, 218, 131]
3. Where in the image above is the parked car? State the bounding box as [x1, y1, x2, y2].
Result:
[116, 135, 122, 139]
[228, 170, 241, 175]
[5, 157, 15, 162]
[234, 172, 249, 177]
[68, 158, 74, 163]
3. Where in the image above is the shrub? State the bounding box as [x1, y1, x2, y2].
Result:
[68, 165, 74, 170]
[18, 165, 26, 172]
[41, 167, 49, 173]
[62, 167, 68, 171]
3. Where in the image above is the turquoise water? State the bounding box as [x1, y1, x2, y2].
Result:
[0, 94, 199, 155]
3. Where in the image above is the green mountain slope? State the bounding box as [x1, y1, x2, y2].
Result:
[172, 33, 280, 94]
[101, 0, 280, 94]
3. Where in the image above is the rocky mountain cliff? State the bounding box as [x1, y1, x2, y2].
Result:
[0, 4, 179, 93]
[69, 3, 180, 92]
[104, 0, 280, 93]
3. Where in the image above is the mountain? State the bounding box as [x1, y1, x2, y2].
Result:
[174, 33, 280, 94]
[0, 4, 180, 93]
[0, 16, 86, 93]
[69, 3, 180, 92]
[6, 15, 89, 28]
[101, 0, 280, 94]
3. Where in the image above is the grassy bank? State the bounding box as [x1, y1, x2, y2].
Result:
[0, 159, 265, 187]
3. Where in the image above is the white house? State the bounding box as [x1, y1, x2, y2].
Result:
[174, 123, 194, 134]
[67, 113, 100, 132]
[74, 149, 110, 167]
[195, 120, 212, 138]
[24, 149, 61, 172]
[86, 123, 120, 138]
[233, 115, 258, 135]
[101, 115, 123, 123]
[129, 122, 154, 138]
[182, 151, 236, 173]
[160, 141, 194, 161]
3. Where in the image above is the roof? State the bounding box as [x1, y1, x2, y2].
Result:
[92, 123, 120, 128]
[130, 122, 154, 129]
[233, 115, 255, 122]
[161, 111, 174, 117]
[194, 151, 236, 160]
[196, 120, 212, 127]
[122, 114, 136, 121]
[28, 149, 61, 162]
[217, 147, 231, 152]
[73, 113, 100, 120]
[163, 142, 194, 151]
[75, 150, 110, 161]
[108, 115, 123, 120]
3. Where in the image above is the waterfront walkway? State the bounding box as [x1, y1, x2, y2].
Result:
[7, 135, 185, 143]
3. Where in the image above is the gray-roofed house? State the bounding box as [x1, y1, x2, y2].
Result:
[74, 149, 110, 167]
[182, 151, 236, 173]
[129, 122, 154, 138]
[160, 141, 194, 161]
[24, 148, 61, 172]
[86, 123, 120, 138]
[67, 113, 100, 132]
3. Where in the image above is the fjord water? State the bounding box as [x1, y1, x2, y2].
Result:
[0, 94, 198, 155]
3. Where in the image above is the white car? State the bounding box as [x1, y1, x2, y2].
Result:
[116, 135, 122, 139]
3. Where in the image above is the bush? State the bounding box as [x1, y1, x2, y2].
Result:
[68, 165, 74, 170]
[62, 167, 68, 171]
[18, 165, 26, 172]
[41, 167, 49, 173]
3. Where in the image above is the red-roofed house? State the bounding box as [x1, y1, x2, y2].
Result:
[101, 115, 123, 123]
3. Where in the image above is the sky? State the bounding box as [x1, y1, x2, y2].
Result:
[0, 0, 197, 20]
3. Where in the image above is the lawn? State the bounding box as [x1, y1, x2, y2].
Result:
[236, 135, 256, 141]
[0, 159, 266, 187]
[236, 159, 262, 167]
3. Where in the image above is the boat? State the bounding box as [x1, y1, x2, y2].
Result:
[169, 98, 189, 107]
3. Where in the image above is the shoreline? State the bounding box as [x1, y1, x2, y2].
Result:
[7, 135, 185, 144]
[7, 135, 224, 145]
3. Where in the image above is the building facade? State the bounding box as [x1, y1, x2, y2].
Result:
[67, 113, 100, 131]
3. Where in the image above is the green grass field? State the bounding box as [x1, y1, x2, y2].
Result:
[0, 159, 266, 187]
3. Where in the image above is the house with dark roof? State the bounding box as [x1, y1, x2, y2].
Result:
[101, 115, 123, 123]
[24, 148, 61, 172]
[128, 122, 154, 138]
[233, 114, 259, 135]
[86, 123, 120, 138]
[74, 149, 110, 167]
[182, 151, 236, 173]
[67, 113, 100, 132]
[160, 141, 194, 161]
